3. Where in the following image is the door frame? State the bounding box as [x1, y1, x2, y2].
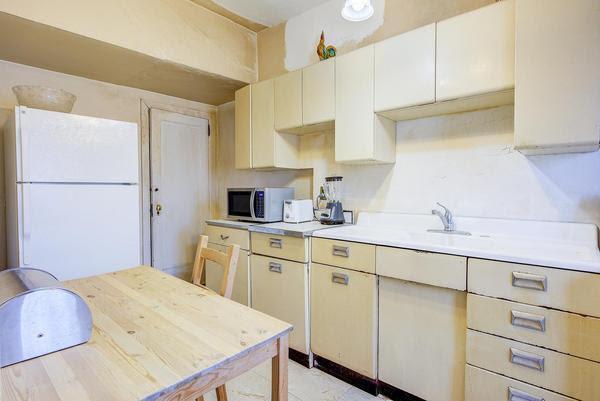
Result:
[140, 99, 216, 266]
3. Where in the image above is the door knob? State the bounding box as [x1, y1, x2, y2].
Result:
[155, 204, 163, 215]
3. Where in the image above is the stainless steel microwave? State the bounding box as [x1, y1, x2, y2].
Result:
[227, 187, 294, 222]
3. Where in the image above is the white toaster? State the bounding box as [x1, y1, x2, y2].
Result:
[283, 199, 314, 223]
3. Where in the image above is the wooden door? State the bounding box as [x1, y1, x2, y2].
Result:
[150, 109, 209, 278]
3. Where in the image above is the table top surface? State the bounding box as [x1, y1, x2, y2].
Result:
[1, 266, 292, 401]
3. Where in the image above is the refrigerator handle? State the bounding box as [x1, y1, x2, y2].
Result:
[21, 184, 31, 266]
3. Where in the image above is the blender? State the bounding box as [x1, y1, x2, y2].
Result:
[319, 176, 345, 225]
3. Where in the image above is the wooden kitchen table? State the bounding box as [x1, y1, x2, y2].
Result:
[0, 266, 292, 401]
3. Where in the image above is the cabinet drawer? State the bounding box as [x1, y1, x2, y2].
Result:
[377, 246, 466, 290]
[467, 330, 600, 400]
[468, 294, 600, 362]
[250, 255, 309, 353]
[251, 232, 307, 263]
[311, 263, 377, 378]
[468, 258, 600, 317]
[312, 238, 375, 273]
[466, 364, 576, 401]
[205, 225, 249, 250]
[206, 247, 250, 306]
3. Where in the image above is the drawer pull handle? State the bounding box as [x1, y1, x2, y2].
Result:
[511, 310, 546, 332]
[269, 238, 282, 249]
[268, 262, 282, 273]
[332, 245, 350, 258]
[512, 272, 547, 292]
[508, 386, 544, 401]
[332, 272, 349, 285]
[510, 348, 545, 372]
[220, 234, 230, 240]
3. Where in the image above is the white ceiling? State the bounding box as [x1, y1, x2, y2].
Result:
[211, 0, 334, 27]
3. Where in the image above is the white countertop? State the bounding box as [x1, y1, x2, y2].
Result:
[313, 212, 600, 273]
[249, 220, 339, 238]
[205, 219, 255, 230]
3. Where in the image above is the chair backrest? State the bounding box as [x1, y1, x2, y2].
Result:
[191, 235, 240, 299]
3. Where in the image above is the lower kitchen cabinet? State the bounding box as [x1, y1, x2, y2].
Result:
[205, 244, 250, 306]
[251, 254, 309, 354]
[465, 364, 576, 401]
[378, 277, 467, 401]
[310, 263, 378, 378]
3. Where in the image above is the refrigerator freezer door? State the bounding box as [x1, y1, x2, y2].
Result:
[18, 107, 139, 183]
[18, 183, 141, 280]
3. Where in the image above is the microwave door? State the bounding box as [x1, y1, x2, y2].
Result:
[250, 189, 256, 220]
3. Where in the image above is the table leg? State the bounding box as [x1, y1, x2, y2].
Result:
[271, 334, 289, 401]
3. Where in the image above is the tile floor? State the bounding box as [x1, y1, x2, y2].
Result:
[202, 359, 387, 401]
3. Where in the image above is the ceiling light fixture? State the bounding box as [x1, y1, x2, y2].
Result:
[341, 0, 374, 22]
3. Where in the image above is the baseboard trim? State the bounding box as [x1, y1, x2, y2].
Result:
[313, 354, 378, 395]
[289, 348, 311, 368]
[378, 381, 425, 401]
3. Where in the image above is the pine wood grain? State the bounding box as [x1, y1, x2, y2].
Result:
[0, 266, 292, 401]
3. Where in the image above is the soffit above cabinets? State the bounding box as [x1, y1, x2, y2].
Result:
[0, 12, 246, 105]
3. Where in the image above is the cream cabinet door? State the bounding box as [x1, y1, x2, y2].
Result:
[303, 58, 335, 125]
[310, 263, 377, 378]
[436, 0, 515, 101]
[251, 255, 309, 353]
[379, 277, 467, 401]
[274, 70, 303, 131]
[205, 245, 250, 306]
[234, 85, 252, 169]
[335, 45, 395, 164]
[514, 0, 600, 154]
[251, 79, 275, 168]
[374, 23, 436, 112]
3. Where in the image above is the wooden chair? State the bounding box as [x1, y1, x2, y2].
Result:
[191, 235, 240, 401]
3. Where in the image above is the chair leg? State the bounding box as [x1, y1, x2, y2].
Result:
[216, 385, 228, 401]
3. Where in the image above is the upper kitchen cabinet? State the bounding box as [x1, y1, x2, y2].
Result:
[239, 79, 299, 169]
[514, 0, 600, 155]
[303, 58, 335, 127]
[374, 23, 436, 113]
[436, 0, 515, 102]
[274, 60, 336, 134]
[274, 70, 303, 131]
[335, 45, 396, 164]
[234, 85, 252, 169]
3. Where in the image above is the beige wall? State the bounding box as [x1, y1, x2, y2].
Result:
[295, 106, 600, 228]
[0, 0, 257, 84]
[258, 0, 495, 80]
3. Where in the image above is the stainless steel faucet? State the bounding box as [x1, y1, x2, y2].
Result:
[428, 203, 471, 236]
[431, 202, 454, 231]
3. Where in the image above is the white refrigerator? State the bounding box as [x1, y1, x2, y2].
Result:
[4, 106, 141, 280]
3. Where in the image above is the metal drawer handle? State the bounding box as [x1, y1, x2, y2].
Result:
[332, 245, 350, 258]
[220, 234, 230, 240]
[269, 238, 282, 249]
[508, 386, 544, 401]
[332, 272, 349, 285]
[512, 272, 547, 292]
[510, 348, 545, 372]
[268, 262, 282, 273]
[511, 310, 546, 332]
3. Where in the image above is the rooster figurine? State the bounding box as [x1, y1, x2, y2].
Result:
[317, 31, 337, 61]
